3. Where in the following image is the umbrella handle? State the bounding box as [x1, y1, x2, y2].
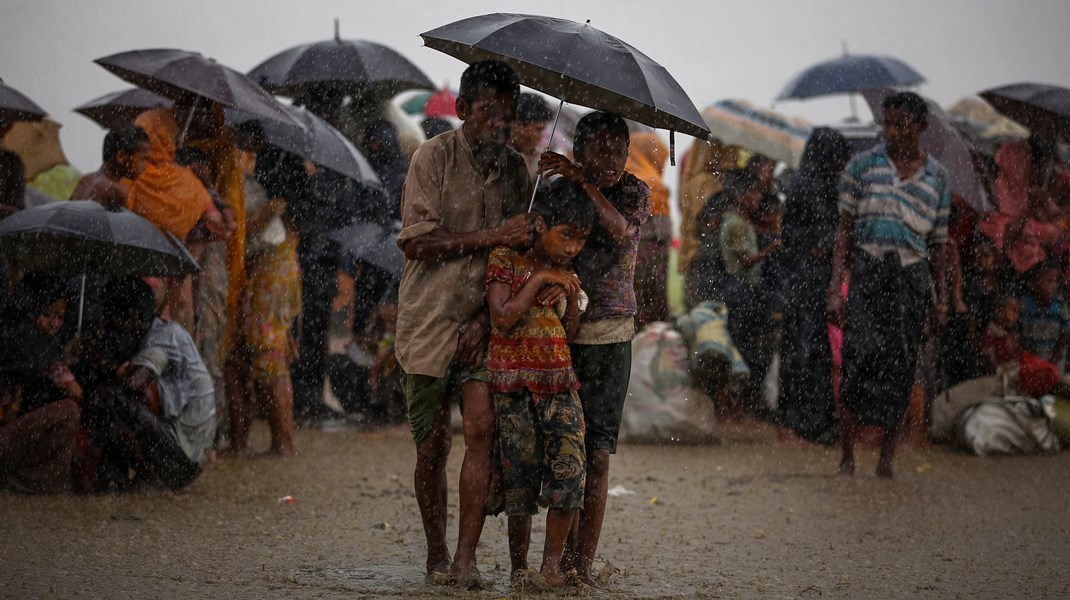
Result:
[178, 95, 200, 146]
[528, 96, 568, 211]
[77, 273, 85, 335]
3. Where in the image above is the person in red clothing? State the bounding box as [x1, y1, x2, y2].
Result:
[980, 295, 1022, 374]
[485, 178, 593, 588]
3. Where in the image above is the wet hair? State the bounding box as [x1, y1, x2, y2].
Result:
[573, 112, 629, 159]
[516, 93, 553, 124]
[745, 153, 775, 172]
[532, 178, 596, 231]
[10, 273, 69, 321]
[256, 145, 309, 201]
[799, 127, 853, 179]
[1028, 133, 1058, 163]
[102, 277, 157, 325]
[721, 169, 760, 203]
[882, 91, 929, 125]
[458, 60, 520, 102]
[103, 125, 148, 163]
[174, 147, 208, 167]
[0, 149, 26, 208]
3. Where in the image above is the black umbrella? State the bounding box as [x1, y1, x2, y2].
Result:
[980, 83, 1070, 135]
[248, 23, 435, 98]
[329, 221, 403, 277]
[420, 13, 710, 141]
[73, 88, 173, 130]
[225, 104, 382, 186]
[94, 48, 300, 134]
[0, 77, 48, 122]
[0, 200, 199, 278]
[776, 54, 926, 101]
[0, 200, 200, 331]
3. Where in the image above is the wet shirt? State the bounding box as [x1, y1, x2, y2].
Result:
[131, 318, 216, 428]
[718, 210, 760, 287]
[838, 144, 951, 267]
[1018, 293, 1070, 362]
[395, 129, 532, 378]
[572, 171, 650, 324]
[485, 247, 579, 394]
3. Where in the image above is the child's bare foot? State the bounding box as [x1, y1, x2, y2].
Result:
[512, 568, 551, 592]
[572, 567, 599, 588]
[426, 556, 451, 577]
[449, 563, 491, 590]
[836, 458, 855, 477]
[540, 567, 569, 589]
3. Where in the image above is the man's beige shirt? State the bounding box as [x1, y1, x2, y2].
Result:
[395, 128, 532, 378]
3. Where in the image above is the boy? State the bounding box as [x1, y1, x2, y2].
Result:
[396, 60, 534, 586]
[980, 295, 1022, 374]
[486, 178, 593, 588]
[538, 111, 650, 585]
[71, 125, 149, 209]
[1018, 261, 1070, 366]
[509, 93, 554, 181]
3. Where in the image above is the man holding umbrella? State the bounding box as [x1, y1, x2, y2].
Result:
[395, 60, 533, 586]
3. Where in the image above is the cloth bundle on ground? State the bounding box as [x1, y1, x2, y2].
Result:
[675, 301, 750, 389]
[618, 322, 717, 444]
[930, 374, 1060, 456]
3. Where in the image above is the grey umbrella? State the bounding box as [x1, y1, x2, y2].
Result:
[980, 82, 1070, 135]
[777, 54, 926, 101]
[73, 88, 172, 130]
[225, 104, 381, 186]
[248, 23, 435, 99]
[0, 200, 199, 277]
[420, 13, 710, 140]
[329, 221, 403, 278]
[0, 77, 48, 122]
[94, 48, 301, 134]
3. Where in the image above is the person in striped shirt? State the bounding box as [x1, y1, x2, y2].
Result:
[827, 91, 951, 479]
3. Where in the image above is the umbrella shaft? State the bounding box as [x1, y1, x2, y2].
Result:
[529, 97, 567, 211]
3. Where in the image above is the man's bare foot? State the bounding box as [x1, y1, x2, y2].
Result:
[449, 563, 491, 590]
[540, 567, 569, 589]
[836, 458, 855, 477]
[426, 556, 451, 576]
[571, 567, 599, 588]
[512, 568, 551, 592]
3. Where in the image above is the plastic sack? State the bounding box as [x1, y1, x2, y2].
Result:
[956, 395, 1059, 456]
[619, 322, 717, 444]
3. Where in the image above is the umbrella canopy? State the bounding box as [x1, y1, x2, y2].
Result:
[777, 54, 925, 101]
[979, 83, 1070, 135]
[0, 200, 199, 277]
[420, 13, 710, 140]
[248, 36, 434, 99]
[73, 88, 173, 130]
[401, 88, 458, 118]
[862, 89, 991, 213]
[1, 118, 69, 179]
[329, 221, 403, 277]
[702, 99, 812, 168]
[94, 48, 298, 128]
[225, 104, 381, 185]
[0, 78, 48, 122]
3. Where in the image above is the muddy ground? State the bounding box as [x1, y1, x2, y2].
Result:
[2, 420, 1069, 599]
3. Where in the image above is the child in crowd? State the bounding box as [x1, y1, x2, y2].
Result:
[485, 178, 593, 588]
[980, 295, 1022, 374]
[71, 125, 150, 209]
[0, 274, 82, 494]
[1018, 260, 1070, 367]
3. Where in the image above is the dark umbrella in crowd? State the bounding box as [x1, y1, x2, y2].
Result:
[420, 13, 711, 142]
[980, 83, 1070, 135]
[862, 88, 992, 212]
[777, 50, 926, 121]
[94, 48, 301, 139]
[226, 103, 382, 186]
[0, 200, 199, 329]
[248, 22, 435, 99]
[0, 77, 48, 122]
[73, 88, 172, 130]
[329, 221, 403, 278]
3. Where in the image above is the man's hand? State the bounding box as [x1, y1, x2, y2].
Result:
[456, 314, 489, 367]
[493, 213, 536, 249]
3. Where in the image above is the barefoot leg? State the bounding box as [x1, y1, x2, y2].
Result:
[876, 412, 905, 479]
[261, 375, 295, 456]
[449, 380, 493, 584]
[414, 401, 453, 575]
[226, 361, 250, 454]
[838, 407, 858, 477]
[508, 515, 531, 576]
[541, 508, 578, 587]
[575, 448, 610, 585]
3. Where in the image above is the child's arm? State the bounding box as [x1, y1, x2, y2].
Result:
[488, 270, 580, 333]
[560, 293, 582, 341]
[539, 151, 637, 247]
